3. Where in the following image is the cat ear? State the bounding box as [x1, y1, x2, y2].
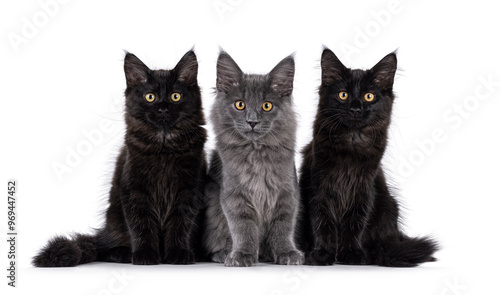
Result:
[321, 48, 346, 86]
[124, 52, 149, 87]
[370, 52, 397, 90]
[269, 55, 295, 97]
[174, 50, 198, 86]
[216, 51, 243, 93]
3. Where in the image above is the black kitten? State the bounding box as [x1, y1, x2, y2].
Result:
[33, 50, 207, 266]
[297, 48, 438, 267]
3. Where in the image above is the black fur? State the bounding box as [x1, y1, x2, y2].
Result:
[297, 48, 438, 267]
[33, 50, 207, 267]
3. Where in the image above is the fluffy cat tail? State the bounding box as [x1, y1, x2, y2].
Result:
[32, 234, 98, 267]
[371, 235, 439, 267]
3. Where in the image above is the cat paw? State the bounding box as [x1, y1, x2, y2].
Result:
[276, 250, 305, 265]
[107, 246, 132, 263]
[132, 249, 160, 265]
[211, 249, 230, 263]
[224, 250, 257, 267]
[337, 248, 367, 265]
[307, 247, 336, 265]
[162, 248, 195, 265]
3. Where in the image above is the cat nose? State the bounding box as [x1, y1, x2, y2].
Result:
[158, 108, 168, 114]
[247, 121, 259, 129]
[349, 107, 362, 115]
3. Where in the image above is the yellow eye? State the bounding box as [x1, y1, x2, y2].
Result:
[235, 100, 245, 110]
[144, 93, 156, 102]
[364, 93, 375, 102]
[262, 102, 273, 112]
[171, 92, 181, 102]
[338, 91, 348, 100]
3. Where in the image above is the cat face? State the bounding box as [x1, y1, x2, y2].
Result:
[213, 51, 295, 141]
[319, 49, 397, 130]
[124, 51, 201, 133]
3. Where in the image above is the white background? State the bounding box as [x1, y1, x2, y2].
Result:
[1, 0, 499, 294]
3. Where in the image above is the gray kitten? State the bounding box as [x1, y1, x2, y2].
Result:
[202, 51, 304, 267]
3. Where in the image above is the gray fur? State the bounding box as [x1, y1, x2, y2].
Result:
[203, 51, 303, 266]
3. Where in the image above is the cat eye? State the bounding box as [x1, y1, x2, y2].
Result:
[235, 100, 246, 110]
[171, 93, 182, 102]
[144, 93, 156, 102]
[364, 93, 375, 102]
[338, 91, 349, 101]
[262, 102, 273, 112]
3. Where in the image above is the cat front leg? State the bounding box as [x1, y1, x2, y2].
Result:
[221, 192, 259, 267]
[122, 190, 161, 265]
[267, 188, 304, 265]
[161, 189, 199, 265]
[336, 195, 373, 265]
[202, 153, 233, 263]
[307, 192, 338, 265]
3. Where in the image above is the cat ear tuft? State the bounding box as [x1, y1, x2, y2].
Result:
[370, 52, 397, 90]
[124, 53, 149, 87]
[175, 50, 198, 86]
[269, 55, 295, 97]
[216, 51, 243, 93]
[321, 48, 346, 86]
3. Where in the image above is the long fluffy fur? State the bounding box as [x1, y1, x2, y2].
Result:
[368, 236, 438, 267]
[33, 51, 206, 267]
[33, 234, 97, 267]
[297, 48, 438, 267]
[202, 51, 304, 267]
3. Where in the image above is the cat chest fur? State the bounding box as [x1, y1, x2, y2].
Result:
[125, 150, 182, 221]
[319, 153, 377, 216]
[221, 144, 292, 223]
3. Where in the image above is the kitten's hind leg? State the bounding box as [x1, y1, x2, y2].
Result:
[365, 171, 438, 267]
[202, 151, 232, 264]
[97, 246, 132, 263]
[211, 249, 230, 263]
